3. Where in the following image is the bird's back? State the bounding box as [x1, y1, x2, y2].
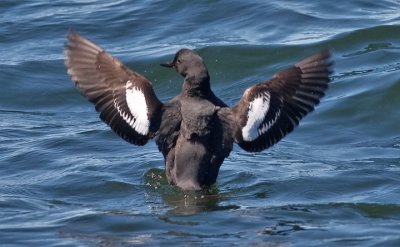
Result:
[155, 94, 234, 190]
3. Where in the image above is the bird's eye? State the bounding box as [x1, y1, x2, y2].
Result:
[177, 59, 182, 64]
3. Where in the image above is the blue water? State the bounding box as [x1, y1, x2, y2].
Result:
[1, 1, 400, 246]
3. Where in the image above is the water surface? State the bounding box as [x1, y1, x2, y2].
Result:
[1, 1, 400, 246]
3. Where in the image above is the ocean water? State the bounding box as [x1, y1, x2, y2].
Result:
[1, 0, 400, 246]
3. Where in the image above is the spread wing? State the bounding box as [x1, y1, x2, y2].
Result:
[64, 31, 163, 145]
[232, 50, 333, 152]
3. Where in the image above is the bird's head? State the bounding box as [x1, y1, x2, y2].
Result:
[161, 48, 208, 78]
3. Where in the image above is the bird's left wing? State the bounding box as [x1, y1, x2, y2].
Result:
[65, 31, 163, 145]
[232, 51, 333, 152]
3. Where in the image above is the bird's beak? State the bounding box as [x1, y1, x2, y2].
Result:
[160, 61, 174, 68]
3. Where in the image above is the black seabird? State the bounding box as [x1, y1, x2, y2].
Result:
[65, 32, 333, 190]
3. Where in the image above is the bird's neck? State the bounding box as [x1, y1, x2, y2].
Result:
[182, 70, 211, 98]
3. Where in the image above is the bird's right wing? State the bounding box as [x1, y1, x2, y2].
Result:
[232, 51, 333, 152]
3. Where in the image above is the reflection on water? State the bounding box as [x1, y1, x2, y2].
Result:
[144, 168, 240, 215]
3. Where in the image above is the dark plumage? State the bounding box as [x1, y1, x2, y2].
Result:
[65, 31, 333, 190]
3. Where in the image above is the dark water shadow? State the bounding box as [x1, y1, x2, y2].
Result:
[143, 168, 240, 216]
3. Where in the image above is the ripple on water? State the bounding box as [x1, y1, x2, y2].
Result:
[1, 0, 400, 246]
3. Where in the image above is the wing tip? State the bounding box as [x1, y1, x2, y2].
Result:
[295, 49, 335, 80]
[299, 49, 333, 62]
[64, 29, 79, 49]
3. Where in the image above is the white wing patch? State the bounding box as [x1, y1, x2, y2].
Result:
[116, 80, 150, 135]
[242, 92, 280, 141]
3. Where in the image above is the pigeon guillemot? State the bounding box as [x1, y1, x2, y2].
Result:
[65, 31, 333, 190]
